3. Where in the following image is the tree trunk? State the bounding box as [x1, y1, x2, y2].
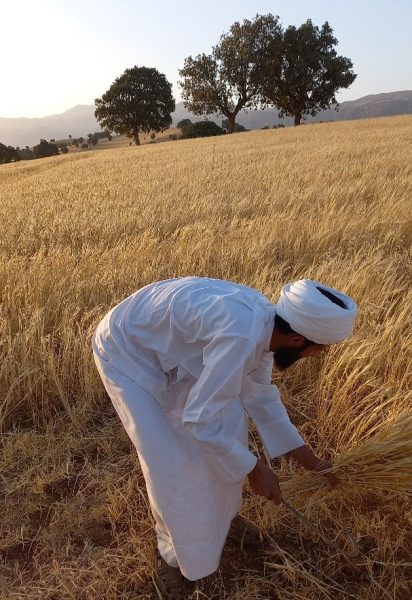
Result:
[294, 114, 301, 126]
[226, 115, 236, 134]
[133, 131, 141, 145]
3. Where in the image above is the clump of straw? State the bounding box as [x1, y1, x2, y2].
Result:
[282, 411, 412, 499]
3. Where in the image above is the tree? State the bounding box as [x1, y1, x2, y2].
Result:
[177, 118, 193, 131]
[258, 20, 357, 126]
[181, 121, 224, 139]
[222, 119, 248, 133]
[179, 14, 282, 133]
[59, 144, 69, 154]
[78, 137, 84, 144]
[0, 143, 20, 164]
[33, 139, 59, 159]
[81, 143, 89, 149]
[95, 66, 175, 145]
[17, 147, 35, 160]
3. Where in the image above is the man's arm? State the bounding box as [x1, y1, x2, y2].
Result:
[240, 351, 305, 458]
[242, 352, 339, 489]
[183, 335, 259, 484]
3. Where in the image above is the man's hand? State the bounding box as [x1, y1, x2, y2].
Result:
[247, 459, 282, 504]
[290, 445, 339, 489]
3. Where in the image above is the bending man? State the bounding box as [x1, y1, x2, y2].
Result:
[92, 276, 357, 598]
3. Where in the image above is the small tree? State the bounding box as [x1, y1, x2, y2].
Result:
[95, 66, 175, 145]
[18, 147, 35, 160]
[78, 137, 84, 144]
[177, 118, 193, 132]
[81, 142, 89, 149]
[181, 121, 224, 139]
[33, 139, 59, 159]
[59, 144, 69, 154]
[258, 20, 357, 125]
[0, 143, 20, 164]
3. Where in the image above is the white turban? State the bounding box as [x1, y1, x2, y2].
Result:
[275, 279, 357, 344]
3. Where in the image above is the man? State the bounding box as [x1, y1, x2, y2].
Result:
[92, 277, 357, 598]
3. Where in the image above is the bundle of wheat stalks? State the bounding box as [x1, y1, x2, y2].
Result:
[282, 411, 412, 500]
[247, 411, 412, 600]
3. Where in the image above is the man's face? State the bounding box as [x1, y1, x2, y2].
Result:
[273, 341, 328, 371]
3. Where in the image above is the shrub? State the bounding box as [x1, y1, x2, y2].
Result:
[181, 121, 223, 139]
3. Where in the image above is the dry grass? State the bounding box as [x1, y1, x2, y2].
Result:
[66, 128, 182, 154]
[1, 115, 411, 599]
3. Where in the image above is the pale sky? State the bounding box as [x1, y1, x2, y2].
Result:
[2, 0, 412, 118]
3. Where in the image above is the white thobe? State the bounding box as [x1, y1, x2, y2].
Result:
[92, 277, 304, 581]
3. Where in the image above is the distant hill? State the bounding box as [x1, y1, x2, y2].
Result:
[0, 106, 103, 148]
[1, 91, 412, 147]
[173, 90, 412, 129]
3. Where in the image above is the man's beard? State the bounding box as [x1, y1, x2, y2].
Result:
[273, 346, 305, 371]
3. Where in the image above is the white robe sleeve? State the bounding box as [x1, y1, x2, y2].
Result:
[183, 336, 258, 483]
[240, 351, 305, 459]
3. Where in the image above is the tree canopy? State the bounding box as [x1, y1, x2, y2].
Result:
[257, 19, 357, 125]
[95, 66, 175, 145]
[32, 139, 59, 159]
[179, 14, 282, 133]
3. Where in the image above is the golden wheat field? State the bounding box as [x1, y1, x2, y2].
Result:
[1, 115, 411, 599]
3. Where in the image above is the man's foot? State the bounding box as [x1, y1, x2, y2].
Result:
[152, 549, 187, 599]
[227, 514, 263, 549]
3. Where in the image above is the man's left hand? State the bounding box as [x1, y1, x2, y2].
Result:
[312, 458, 340, 489]
[290, 445, 340, 489]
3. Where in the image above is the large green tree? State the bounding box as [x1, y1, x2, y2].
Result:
[258, 20, 357, 126]
[179, 14, 282, 133]
[95, 66, 175, 145]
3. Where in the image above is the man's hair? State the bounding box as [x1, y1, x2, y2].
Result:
[275, 313, 316, 347]
[274, 313, 296, 335]
[274, 287, 347, 344]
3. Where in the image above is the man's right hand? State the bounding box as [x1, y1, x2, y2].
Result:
[247, 459, 282, 504]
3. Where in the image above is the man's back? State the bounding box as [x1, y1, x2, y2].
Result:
[94, 276, 274, 380]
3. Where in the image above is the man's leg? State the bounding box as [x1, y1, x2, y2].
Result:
[151, 506, 179, 568]
[93, 353, 189, 597]
[93, 351, 245, 582]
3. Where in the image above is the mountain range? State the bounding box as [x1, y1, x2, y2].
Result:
[1, 90, 412, 148]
